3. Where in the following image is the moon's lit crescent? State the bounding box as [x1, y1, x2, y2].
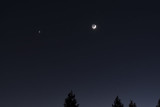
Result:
[92, 24, 97, 29]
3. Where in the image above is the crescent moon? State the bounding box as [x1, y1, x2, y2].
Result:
[92, 24, 97, 29]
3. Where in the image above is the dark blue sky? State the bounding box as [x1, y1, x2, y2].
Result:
[1, 1, 160, 107]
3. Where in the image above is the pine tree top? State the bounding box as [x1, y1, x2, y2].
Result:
[112, 96, 124, 107]
[129, 100, 136, 107]
[64, 91, 79, 107]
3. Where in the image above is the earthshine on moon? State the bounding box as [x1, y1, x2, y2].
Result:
[92, 24, 97, 30]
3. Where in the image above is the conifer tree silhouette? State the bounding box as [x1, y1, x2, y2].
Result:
[112, 96, 124, 107]
[129, 100, 136, 107]
[64, 91, 79, 107]
[156, 99, 160, 107]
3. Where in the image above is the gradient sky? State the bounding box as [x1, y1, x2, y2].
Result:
[1, 1, 160, 107]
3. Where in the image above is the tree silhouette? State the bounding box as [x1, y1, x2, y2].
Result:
[64, 91, 79, 107]
[112, 96, 124, 107]
[156, 99, 160, 107]
[129, 100, 136, 107]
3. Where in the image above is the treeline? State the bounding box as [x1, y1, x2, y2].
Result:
[64, 91, 160, 107]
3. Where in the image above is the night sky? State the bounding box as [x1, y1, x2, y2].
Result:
[1, 1, 160, 107]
